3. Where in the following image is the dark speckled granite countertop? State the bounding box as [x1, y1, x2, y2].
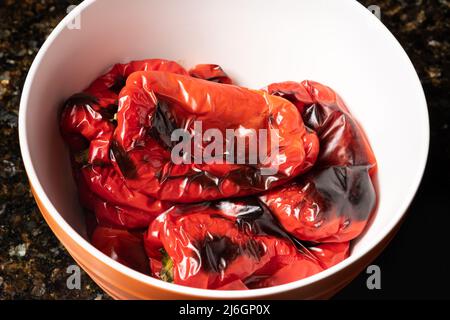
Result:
[0, 0, 449, 299]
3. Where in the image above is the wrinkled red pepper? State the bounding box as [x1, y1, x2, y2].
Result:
[60, 59, 189, 229]
[144, 199, 349, 289]
[60, 59, 189, 165]
[260, 81, 377, 242]
[60, 93, 115, 165]
[112, 70, 319, 202]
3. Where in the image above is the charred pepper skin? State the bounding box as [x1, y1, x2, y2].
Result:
[60, 93, 115, 165]
[260, 81, 377, 243]
[113, 71, 319, 202]
[144, 200, 349, 289]
[60, 59, 188, 160]
[60, 59, 189, 230]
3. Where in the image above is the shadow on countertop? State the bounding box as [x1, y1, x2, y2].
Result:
[0, 0, 448, 299]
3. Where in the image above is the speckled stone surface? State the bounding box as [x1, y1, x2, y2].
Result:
[0, 0, 448, 299]
[0, 0, 105, 300]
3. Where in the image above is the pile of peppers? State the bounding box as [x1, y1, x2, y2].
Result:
[60, 59, 377, 290]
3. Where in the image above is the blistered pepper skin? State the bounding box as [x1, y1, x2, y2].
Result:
[144, 200, 343, 289]
[145, 202, 330, 289]
[60, 60, 188, 230]
[60, 59, 188, 163]
[60, 94, 115, 165]
[112, 71, 319, 202]
[260, 81, 377, 243]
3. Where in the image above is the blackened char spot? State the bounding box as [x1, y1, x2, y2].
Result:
[308, 165, 376, 221]
[225, 166, 281, 192]
[148, 100, 179, 149]
[98, 103, 118, 121]
[234, 198, 292, 239]
[244, 239, 265, 261]
[65, 92, 99, 106]
[302, 103, 371, 167]
[110, 140, 137, 179]
[200, 236, 239, 273]
[206, 77, 222, 83]
[199, 235, 264, 273]
[270, 90, 303, 107]
[110, 76, 126, 94]
[188, 171, 220, 191]
[231, 198, 318, 259]
[201, 76, 230, 84]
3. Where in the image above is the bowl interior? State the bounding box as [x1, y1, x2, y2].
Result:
[20, 0, 428, 295]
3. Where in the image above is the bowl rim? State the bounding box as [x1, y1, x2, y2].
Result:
[19, 0, 430, 299]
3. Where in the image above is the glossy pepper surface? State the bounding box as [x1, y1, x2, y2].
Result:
[144, 199, 349, 289]
[260, 81, 377, 242]
[60, 59, 188, 229]
[111, 71, 319, 202]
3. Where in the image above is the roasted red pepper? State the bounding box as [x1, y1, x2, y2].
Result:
[85, 58, 188, 98]
[144, 199, 349, 289]
[60, 60, 187, 229]
[60, 58, 188, 164]
[111, 71, 319, 202]
[260, 81, 377, 242]
[60, 93, 115, 165]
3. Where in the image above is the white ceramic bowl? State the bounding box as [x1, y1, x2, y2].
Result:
[19, 0, 429, 299]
